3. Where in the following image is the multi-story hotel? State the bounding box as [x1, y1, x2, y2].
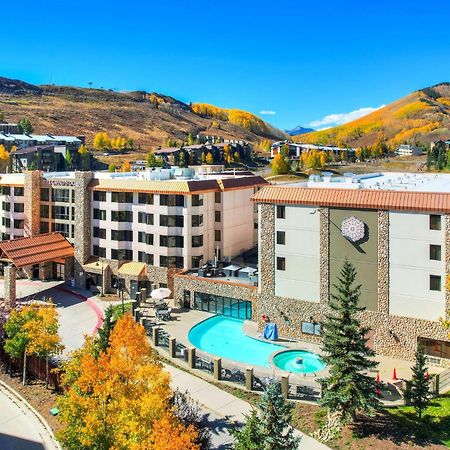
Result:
[0, 168, 267, 293]
[175, 172, 450, 366]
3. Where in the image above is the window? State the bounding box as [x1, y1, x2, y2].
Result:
[52, 205, 70, 220]
[160, 215, 184, 227]
[111, 249, 133, 260]
[13, 219, 23, 229]
[40, 188, 49, 201]
[2, 217, 10, 227]
[13, 203, 24, 213]
[160, 194, 184, 207]
[215, 230, 221, 242]
[276, 231, 286, 245]
[93, 208, 106, 220]
[93, 227, 106, 239]
[111, 229, 133, 241]
[138, 231, 154, 245]
[193, 292, 252, 319]
[40, 204, 49, 218]
[40, 221, 49, 233]
[111, 192, 133, 203]
[160, 235, 184, 248]
[277, 206, 285, 219]
[138, 212, 154, 225]
[160, 255, 184, 268]
[192, 256, 203, 268]
[191, 195, 203, 206]
[430, 215, 441, 230]
[430, 245, 441, 261]
[111, 210, 133, 222]
[138, 193, 154, 204]
[215, 192, 221, 203]
[277, 257, 286, 271]
[93, 191, 106, 202]
[52, 188, 70, 203]
[138, 252, 154, 265]
[53, 222, 70, 237]
[301, 321, 321, 335]
[418, 338, 450, 360]
[13, 187, 24, 197]
[254, 222, 258, 229]
[2, 201, 10, 211]
[0, 186, 10, 195]
[215, 211, 221, 222]
[93, 245, 106, 258]
[430, 275, 441, 291]
[192, 235, 203, 247]
[192, 215, 203, 227]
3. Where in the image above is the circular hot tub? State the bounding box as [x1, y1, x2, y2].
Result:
[272, 349, 325, 374]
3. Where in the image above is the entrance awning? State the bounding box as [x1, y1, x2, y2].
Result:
[0, 233, 74, 268]
[83, 257, 109, 273]
[117, 262, 146, 278]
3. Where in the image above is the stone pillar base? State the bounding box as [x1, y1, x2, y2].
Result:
[4, 265, 17, 308]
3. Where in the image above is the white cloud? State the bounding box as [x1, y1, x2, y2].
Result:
[309, 105, 385, 128]
[259, 110, 276, 115]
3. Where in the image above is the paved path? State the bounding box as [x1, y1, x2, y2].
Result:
[165, 364, 330, 450]
[0, 381, 60, 450]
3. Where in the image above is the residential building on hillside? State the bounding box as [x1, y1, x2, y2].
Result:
[270, 140, 355, 159]
[395, 144, 423, 156]
[0, 168, 266, 294]
[0, 133, 83, 151]
[174, 171, 450, 366]
[0, 123, 20, 134]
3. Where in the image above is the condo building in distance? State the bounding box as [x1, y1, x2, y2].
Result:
[0, 168, 266, 293]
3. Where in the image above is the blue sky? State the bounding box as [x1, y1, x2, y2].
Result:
[1, 0, 450, 130]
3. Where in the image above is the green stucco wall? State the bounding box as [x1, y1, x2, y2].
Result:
[329, 208, 378, 311]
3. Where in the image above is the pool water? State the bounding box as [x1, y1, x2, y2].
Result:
[188, 315, 285, 367]
[273, 350, 325, 373]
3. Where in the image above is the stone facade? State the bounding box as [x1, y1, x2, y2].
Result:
[23, 171, 41, 237]
[319, 207, 330, 304]
[4, 265, 16, 308]
[174, 272, 257, 317]
[377, 210, 389, 315]
[74, 171, 93, 288]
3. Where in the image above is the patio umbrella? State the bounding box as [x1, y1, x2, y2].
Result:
[150, 287, 172, 300]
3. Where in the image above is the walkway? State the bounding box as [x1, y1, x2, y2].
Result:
[0, 381, 60, 450]
[165, 364, 330, 450]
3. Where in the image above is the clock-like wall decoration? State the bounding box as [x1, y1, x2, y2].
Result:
[341, 216, 365, 242]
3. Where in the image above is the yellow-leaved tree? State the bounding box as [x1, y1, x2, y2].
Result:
[271, 153, 290, 175]
[57, 315, 199, 450]
[205, 152, 214, 165]
[0, 144, 10, 172]
[121, 160, 132, 172]
[93, 132, 111, 150]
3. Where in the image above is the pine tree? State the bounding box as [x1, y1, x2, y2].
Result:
[178, 151, 186, 167]
[409, 343, 430, 420]
[18, 118, 33, 134]
[146, 152, 156, 168]
[96, 305, 115, 354]
[187, 133, 194, 146]
[320, 260, 380, 425]
[232, 381, 299, 450]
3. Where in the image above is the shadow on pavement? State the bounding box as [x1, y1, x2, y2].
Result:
[0, 433, 46, 450]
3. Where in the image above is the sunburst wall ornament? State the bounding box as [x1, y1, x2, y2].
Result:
[341, 216, 365, 242]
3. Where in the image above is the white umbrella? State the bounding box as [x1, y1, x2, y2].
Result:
[150, 288, 172, 300]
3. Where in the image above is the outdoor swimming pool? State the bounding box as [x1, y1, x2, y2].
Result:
[273, 350, 325, 374]
[188, 315, 285, 367]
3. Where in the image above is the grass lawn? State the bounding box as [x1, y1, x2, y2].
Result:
[387, 394, 450, 447]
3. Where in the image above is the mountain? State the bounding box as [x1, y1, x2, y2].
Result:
[286, 125, 314, 136]
[0, 77, 288, 148]
[296, 83, 450, 148]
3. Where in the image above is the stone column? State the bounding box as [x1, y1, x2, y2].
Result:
[4, 265, 16, 308]
[377, 211, 390, 315]
[23, 171, 41, 237]
[319, 207, 330, 304]
[64, 257, 74, 284]
[39, 262, 53, 281]
[102, 265, 111, 295]
[445, 215, 450, 321]
[74, 171, 94, 288]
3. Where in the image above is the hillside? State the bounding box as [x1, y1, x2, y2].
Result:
[296, 83, 450, 148]
[0, 77, 288, 149]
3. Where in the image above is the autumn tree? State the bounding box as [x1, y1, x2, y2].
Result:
[271, 153, 290, 175]
[25, 303, 63, 388]
[93, 132, 111, 150]
[57, 315, 199, 450]
[205, 152, 214, 164]
[233, 151, 240, 163]
[0, 110, 4, 122]
[78, 144, 90, 170]
[108, 164, 116, 172]
[121, 160, 132, 172]
[0, 144, 10, 173]
[280, 143, 290, 158]
[64, 149, 73, 170]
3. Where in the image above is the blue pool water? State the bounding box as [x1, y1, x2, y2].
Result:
[273, 350, 325, 374]
[188, 315, 285, 367]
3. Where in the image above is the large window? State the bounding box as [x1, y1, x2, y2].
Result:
[160, 194, 184, 207]
[159, 255, 184, 268]
[52, 205, 70, 220]
[53, 222, 70, 237]
[93, 191, 106, 202]
[215, 211, 221, 222]
[40, 204, 49, 218]
[430, 245, 442, 261]
[93, 208, 106, 220]
[192, 235, 203, 247]
[93, 245, 106, 258]
[192, 255, 203, 268]
[160, 235, 184, 248]
[192, 215, 203, 227]
[111, 229, 133, 241]
[418, 338, 450, 360]
[93, 227, 106, 239]
[277, 206, 286, 219]
[214, 192, 221, 204]
[14, 187, 24, 197]
[276, 231, 286, 245]
[40, 188, 49, 201]
[52, 188, 70, 203]
[277, 257, 286, 271]
[193, 292, 252, 320]
[138, 212, 154, 225]
[111, 249, 133, 260]
[111, 210, 133, 222]
[429, 215, 441, 230]
[192, 195, 203, 206]
[40, 221, 49, 233]
[111, 192, 133, 203]
[13, 203, 24, 213]
[138, 231, 154, 245]
[138, 193, 154, 204]
[138, 252, 154, 265]
[430, 275, 441, 291]
[160, 215, 184, 227]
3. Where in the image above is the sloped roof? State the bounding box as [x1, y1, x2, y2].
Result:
[117, 262, 147, 277]
[251, 186, 450, 213]
[0, 233, 74, 268]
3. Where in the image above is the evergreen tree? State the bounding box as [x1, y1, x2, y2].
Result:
[232, 381, 299, 450]
[146, 152, 156, 168]
[187, 133, 194, 146]
[409, 343, 430, 420]
[320, 260, 380, 425]
[178, 151, 186, 167]
[200, 152, 206, 164]
[96, 305, 115, 354]
[18, 118, 33, 134]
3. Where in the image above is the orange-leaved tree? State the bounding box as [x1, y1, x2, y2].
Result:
[271, 153, 290, 175]
[57, 315, 199, 450]
[121, 160, 132, 172]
